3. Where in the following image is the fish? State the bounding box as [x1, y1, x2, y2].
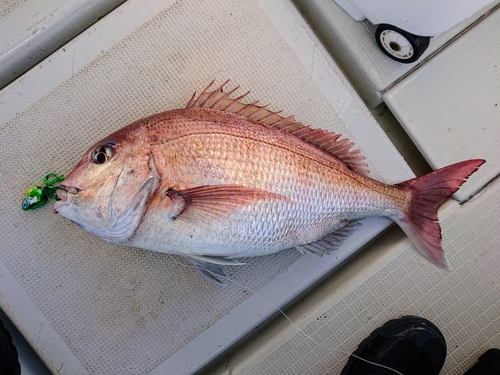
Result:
[54, 80, 484, 284]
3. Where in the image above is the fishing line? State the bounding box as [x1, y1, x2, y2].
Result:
[168, 255, 404, 375]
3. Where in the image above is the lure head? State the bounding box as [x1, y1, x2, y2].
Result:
[22, 173, 66, 211]
[22, 186, 48, 211]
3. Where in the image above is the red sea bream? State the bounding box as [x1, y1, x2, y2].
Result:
[54, 81, 484, 283]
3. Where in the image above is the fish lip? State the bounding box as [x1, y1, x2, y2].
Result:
[54, 185, 80, 210]
[62, 185, 81, 195]
[56, 189, 68, 201]
[58, 185, 81, 199]
[53, 199, 69, 211]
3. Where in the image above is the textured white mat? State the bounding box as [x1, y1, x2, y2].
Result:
[0, 0, 412, 374]
[208, 176, 500, 375]
[0, 0, 25, 17]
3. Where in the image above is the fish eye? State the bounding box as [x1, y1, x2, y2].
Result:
[91, 144, 114, 164]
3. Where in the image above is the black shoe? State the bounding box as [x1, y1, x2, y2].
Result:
[464, 349, 500, 375]
[0, 318, 21, 375]
[341, 316, 446, 375]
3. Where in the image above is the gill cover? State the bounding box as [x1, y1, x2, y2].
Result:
[56, 137, 157, 243]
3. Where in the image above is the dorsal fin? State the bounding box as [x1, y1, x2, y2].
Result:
[186, 80, 369, 175]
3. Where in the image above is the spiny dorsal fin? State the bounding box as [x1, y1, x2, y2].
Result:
[185, 80, 369, 175]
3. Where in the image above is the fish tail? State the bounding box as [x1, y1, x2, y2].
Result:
[393, 159, 485, 270]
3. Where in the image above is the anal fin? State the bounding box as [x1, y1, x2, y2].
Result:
[296, 221, 360, 256]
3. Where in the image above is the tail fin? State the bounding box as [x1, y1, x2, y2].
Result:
[393, 159, 484, 270]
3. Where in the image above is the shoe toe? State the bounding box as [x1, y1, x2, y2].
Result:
[341, 316, 446, 375]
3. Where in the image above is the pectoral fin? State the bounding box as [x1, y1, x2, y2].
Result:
[165, 185, 288, 224]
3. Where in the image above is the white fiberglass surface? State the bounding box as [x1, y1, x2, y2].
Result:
[384, 6, 500, 202]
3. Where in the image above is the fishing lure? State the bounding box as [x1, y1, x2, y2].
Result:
[22, 173, 66, 211]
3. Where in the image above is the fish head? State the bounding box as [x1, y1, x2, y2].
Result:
[54, 130, 157, 243]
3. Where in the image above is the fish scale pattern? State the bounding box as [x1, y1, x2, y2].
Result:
[0, 0, 381, 374]
[147, 130, 319, 255]
[137, 117, 392, 258]
[245, 181, 500, 375]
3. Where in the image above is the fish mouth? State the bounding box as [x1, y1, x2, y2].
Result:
[54, 185, 80, 212]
